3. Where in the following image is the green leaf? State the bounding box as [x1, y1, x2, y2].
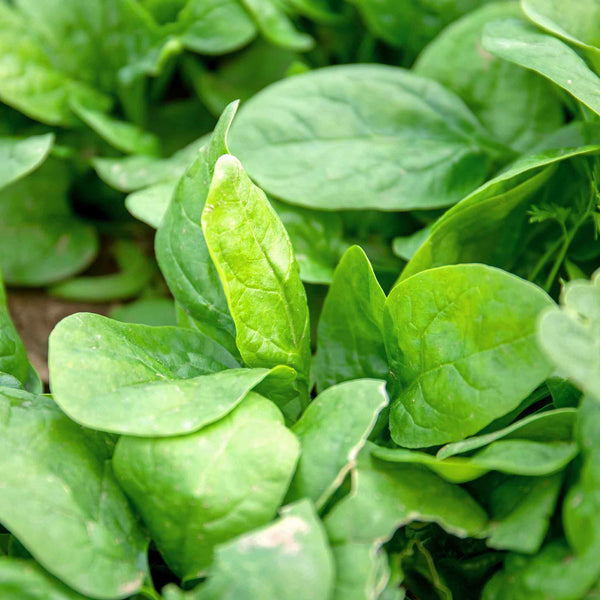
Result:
[0, 134, 54, 190]
[402, 122, 600, 280]
[287, 379, 389, 508]
[93, 135, 208, 192]
[0, 272, 39, 391]
[156, 104, 238, 355]
[113, 393, 299, 579]
[325, 448, 487, 600]
[110, 297, 176, 327]
[0, 558, 89, 600]
[230, 64, 506, 211]
[392, 225, 432, 261]
[176, 0, 257, 55]
[385, 264, 554, 448]
[240, 0, 314, 51]
[70, 100, 161, 156]
[438, 407, 577, 458]
[539, 270, 600, 400]
[373, 440, 577, 483]
[202, 154, 311, 384]
[482, 18, 600, 116]
[49, 240, 153, 302]
[522, 0, 600, 56]
[484, 397, 600, 599]
[0, 388, 148, 599]
[484, 474, 564, 554]
[350, 0, 490, 58]
[0, 3, 111, 125]
[0, 161, 98, 286]
[271, 199, 347, 285]
[196, 500, 334, 600]
[415, 3, 564, 151]
[49, 312, 243, 434]
[184, 42, 299, 117]
[125, 181, 176, 227]
[312, 246, 388, 392]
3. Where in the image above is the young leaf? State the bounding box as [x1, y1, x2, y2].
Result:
[402, 122, 600, 280]
[438, 407, 577, 459]
[538, 270, 600, 401]
[0, 134, 54, 190]
[113, 393, 300, 580]
[156, 103, 239, 354]
[287, 379, 389, 508]
[49, 312, 241, 434]
[373, 440, 577, 483]
[484, 474, 564, 554]
[385, 264, 554, 448]
[482, 18, 600, 116]
[196, 500, 334, 600]
[202, 154, 311, 387]
[229, 64, 507, 211]
[312, 246, 389, 392]
[0, 388, 149, 599]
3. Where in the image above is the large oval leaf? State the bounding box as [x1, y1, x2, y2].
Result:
[113, 393, 299, 580]
[384, 264, 554, 448]
[0, 389, 148, 599]
[230, 64, 506, 211]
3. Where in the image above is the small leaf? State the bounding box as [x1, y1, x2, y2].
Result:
[312, 246, 388, 392]
[287, 379, 389, 508]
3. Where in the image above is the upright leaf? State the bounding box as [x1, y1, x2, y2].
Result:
[385, 264, 554, 447]
[202, 154, 311, 392]
[156, 103, 239, 354]
[312, 246, 388, 392]
[287, 379, 389, 508]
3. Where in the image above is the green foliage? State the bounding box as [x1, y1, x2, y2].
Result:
[5, 0, 600, 598]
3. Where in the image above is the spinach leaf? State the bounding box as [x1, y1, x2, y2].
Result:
[539, 270, 600, 401]
[312, 246, 388, 392]
[482, 18, 600, 116]
[196, 500, 334, 600]
[402, 123, 600, 280]
[287, 379, 389, 508]
[49, 312, 242, 434]
[202, 154, 311, 396]
[0, 134, 54, 190]
[373, 440, 577, 483]
[0, 388, 148, 598]
[156, 104, 238, 354]
[0, 558, 89, 600]
[385, 264, 554, 447]
[113, 393, 299, 580]
[0, 161, 98, 286]
[415, 3, 564, 151]
[325, 447, 487, 599]
[230, 64, 507, 211]
[0, 272, 40, 392]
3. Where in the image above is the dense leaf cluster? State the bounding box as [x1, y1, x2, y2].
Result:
[2, 1, 600, 599]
